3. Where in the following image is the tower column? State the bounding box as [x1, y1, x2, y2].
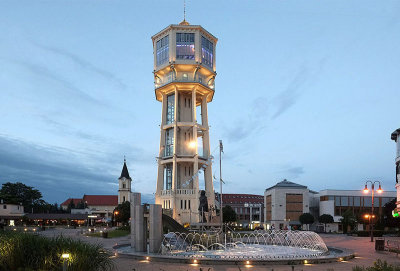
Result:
[153, 21, 217, 224]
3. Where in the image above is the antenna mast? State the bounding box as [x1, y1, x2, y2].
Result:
[184, 0, 186, 21]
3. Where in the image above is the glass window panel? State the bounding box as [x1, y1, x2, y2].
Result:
[381, 197, 391, 207]
[364, 197, 372, 207]
[166, 94, 175, 124]
[341, 196, 348, 206]
[354, 196, 361, 207]
[164, 164, 172, 190]
[156, 35, 169, 66]
[176, 33, 195, 60]
[201, 36, 213, 67]
[334, 196, 340, 207]
[165, 128, 174, 156]
[328, 196, 334, 200]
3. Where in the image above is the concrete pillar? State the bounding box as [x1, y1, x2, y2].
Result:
[134, 205, 146, 252]
[130, 193, 141, 249]
[149, 204, 163, 253]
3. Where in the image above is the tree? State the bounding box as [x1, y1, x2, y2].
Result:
[67, 200, 75, 212]
[222, 205, 237, 223]
[0, 182, 46, 212]
[76, 200, 86, 209]
[382, 199, 399, 228]
[319, 214, 334, 232]
[299, 213, 314, 230]
[114, 201, 130, 225]
[340, 209, 356, 233]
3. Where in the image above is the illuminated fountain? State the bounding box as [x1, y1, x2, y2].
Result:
[160, 230, 329, 260]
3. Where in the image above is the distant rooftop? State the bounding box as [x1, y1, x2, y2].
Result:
[265, 179, 307, 192]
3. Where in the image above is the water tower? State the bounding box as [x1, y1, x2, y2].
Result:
[152, 18, 217, 224]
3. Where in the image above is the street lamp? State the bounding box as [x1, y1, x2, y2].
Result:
[61, 253, 70, 271]
[113, 211, 119, 227]
[363, 181, 383, 242]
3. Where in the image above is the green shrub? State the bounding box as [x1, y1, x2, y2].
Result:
[0, 231, 114, 271]
[352, 259, 400, 271]
[117, 225, 130, 232]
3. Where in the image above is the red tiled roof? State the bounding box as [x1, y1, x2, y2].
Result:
[217, 193, 264, 204]
[60, 198, 82, 207]
[83, 195, 118, 206]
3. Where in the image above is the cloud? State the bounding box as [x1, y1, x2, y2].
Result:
[271, 65, 309, 119]
[0, 134, 146, 203]
[31, 41, 127, 91]
[277, 166, 305, 178]
[223, 59, 327, 143]
[1, 57, 106, 107]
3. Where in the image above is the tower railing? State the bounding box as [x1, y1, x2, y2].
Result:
[161, 189, 196, 196]
[155, 73, 214, 90]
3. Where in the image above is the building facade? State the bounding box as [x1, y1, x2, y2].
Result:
[263, 180, 396, 232]
[264, 180, 310, 229]
[0, 201, 24, 226]
[118, 159, 132, 204]
[153, 19, 217, 224]
[391, 128, 400, 215]
[318, 189, 396, 232]
[218, 194, 264, 229]
[61, 195, 118, 220]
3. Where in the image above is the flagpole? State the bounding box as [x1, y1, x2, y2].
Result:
[219, 140, 223, 230]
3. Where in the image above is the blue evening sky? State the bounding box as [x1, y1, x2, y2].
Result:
[0, 0, 399, 204]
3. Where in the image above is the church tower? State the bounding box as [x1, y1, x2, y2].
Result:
[118, 159, 132, 204]
[152, 19, 217, 224]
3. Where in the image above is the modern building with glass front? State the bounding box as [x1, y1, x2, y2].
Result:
[264, 180, 396, 232]
[318, 189, 396, 232]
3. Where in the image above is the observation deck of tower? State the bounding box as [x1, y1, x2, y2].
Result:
[152, 19, 217, 224]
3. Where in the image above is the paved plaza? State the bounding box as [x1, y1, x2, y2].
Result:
[39, 229, 400, 271]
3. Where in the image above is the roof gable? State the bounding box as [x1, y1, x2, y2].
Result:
[266, 179, 308, 192]
[119, 160, 131, 179]
[83, 195, 118, 206]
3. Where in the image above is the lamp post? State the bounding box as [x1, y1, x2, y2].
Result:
[61, 253, 70, 271]
[219, 140, 224, 231]
[363, 181, 383, 242]
[113, 211, 119, 227]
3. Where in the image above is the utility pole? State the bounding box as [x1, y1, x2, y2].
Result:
[219, 140, 223, 231]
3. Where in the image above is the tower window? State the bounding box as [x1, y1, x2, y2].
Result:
[123, 183, 126, 189]
[166, 94, 175, 124]
[165, 128, 174, 156]
[176, 33, 195, 60]
[165, 164, 172, 190]
[156, 35, 169, 66]
[201, 36, 213, 68]
[123, 196, 126, 202]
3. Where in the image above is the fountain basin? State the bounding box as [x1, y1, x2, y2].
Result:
[114, 244, 354, 265]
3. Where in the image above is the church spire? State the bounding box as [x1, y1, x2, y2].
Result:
[119, 158, 131, 179]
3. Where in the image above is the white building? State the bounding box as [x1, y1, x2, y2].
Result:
[264, 180, 311, 229]
[391, 128, 400, 215]
[0, 201, 25, 226]
[264, 181, 397, 232]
